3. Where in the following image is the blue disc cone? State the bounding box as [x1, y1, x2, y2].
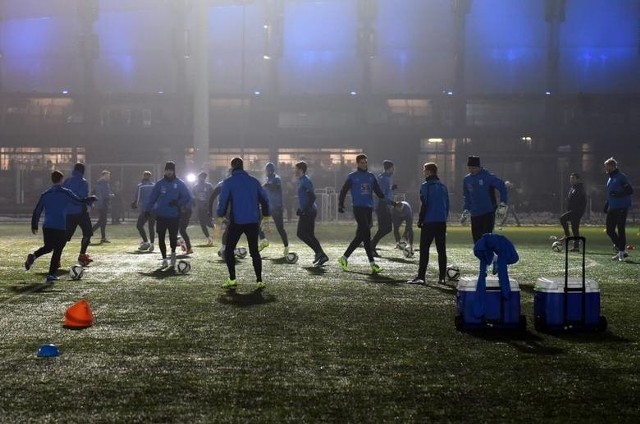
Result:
[37, 343, 60, 357]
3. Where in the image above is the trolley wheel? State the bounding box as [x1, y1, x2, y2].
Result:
[598, 316, 608, 332]
[454, 315, 464, 331]
[519, 315, 527, 331]
[534, 315, 545, 332]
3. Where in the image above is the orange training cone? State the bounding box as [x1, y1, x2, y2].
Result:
[63, 299, 94, 329]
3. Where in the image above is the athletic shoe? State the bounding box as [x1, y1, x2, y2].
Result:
[78, 253, 93, 266]
[148, 243, 154, 252]
[139, 242, 151, 251]
[46, 274, 58, 283]
[259, 239, 269, 252]
[619, 251, 629, 262]
[100, 239, 111, 244]
[371, 263, 383, 274]
[206, 237, 214, 246]
[170, 252, 177, 269]
[314, 255, 329, 267]
[222, 278, 237, 289]
[186, 248, 194, 255]
[24, 253, 35, 271]
[161, 258, 169, 268]
[338, 256, 349, 271]
[256, 281, 266, 289]
[283, 246, 289, 257]
[407, 277, 425, 285]
[437, 279, 447, 285]
[612, 252, 622, 261]
[405, 248, 414, 258]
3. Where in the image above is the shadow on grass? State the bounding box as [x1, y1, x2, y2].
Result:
[302, 266, 328, 275]
[8, 283, 58, 294]
[125, 251, 154, 255]
[384, 256, 416, 265]
[544, 329, 633, 344]
[465, 328, 565, 355]
[269, 257, 287, 265]
[137, 269, 190, 280]
[217, 289, 276, 307]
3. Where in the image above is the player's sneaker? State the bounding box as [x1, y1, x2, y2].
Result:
[256, 281, 266, 290]
[619, 251, 629, 262]
[139, 241, 151, 251]
[283, 246, 289, 257]
[46, 274, 59, 283]
[206, 237, 214, 246]
[170, 252, 177, 269]
[407, 276, 425, 285]
[259, 238, 269, 252]
[100, 239, 111, 244]
[186, 248, 194, 255]
[161, 258, 169, 268]
[338, 256, 349, 271]
[314, 254, 329, 267]
[222, 278, 237, 289]
[25, 253, 35, 271]
[437, 278, 447, 285]
[371, 263, 383, 274]
[78, 253, 93, 266]
[148, 243, 154, 252]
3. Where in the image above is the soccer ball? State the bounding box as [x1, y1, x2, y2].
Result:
[176, 260, 191, 274]
[552, 241, 563, 252]
[234, 247, 248, 259]
[446, 265, 460, 281]
[397, 239, 407, 250]
[403, 245, 414, 258]
[70, 265, 84, 280]
[285, 252, 299, 264]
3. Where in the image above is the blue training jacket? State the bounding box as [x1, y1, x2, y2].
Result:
[463, 168, 508, 216]
[607, 169, 633, 210]
[297, 174, 317, 213]
[339, 169, 384, 209]
[264, 173, 284, 210]
[62, 169, 89, 215]
[32, 185, 92, 231]
[217, 169, 270, 225]
[145, 176, 192, 219]
[419, 176, 449, 224]
[376, 171, 395, 208]
[134, 179, 155, 210]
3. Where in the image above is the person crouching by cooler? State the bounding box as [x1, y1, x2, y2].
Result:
[144, 162, 192, 269]
[461, 155, 508, 244]
[217, 157, 270, 290]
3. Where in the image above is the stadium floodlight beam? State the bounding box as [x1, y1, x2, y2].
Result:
[186, 173, 197, 183]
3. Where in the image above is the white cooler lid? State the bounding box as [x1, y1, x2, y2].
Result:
[535, 277, 600, 293]
[457, 276, 520, 291]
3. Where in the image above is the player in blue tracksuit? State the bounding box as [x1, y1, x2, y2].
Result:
[337, 154, 386, 274]
[371, 160, 396, 255]
[392, 200, 414, 254]
[193, 172, 215, 245]
[91, 170, 113, 243]
[295, 161, 328, 266]
[604, 157, 633, 261]
[408, 163, 449, 285]
[63, 163, 94, 266]
[462, 155, 508, 244]
[144, 162, 192, 269]
[131, 171, 155, 251]
[26, 170, 96, 283]
[258, 162, 289, 256]
[217, 157, 270, 289]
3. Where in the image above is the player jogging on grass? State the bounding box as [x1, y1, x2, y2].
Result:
[63, 162, 94, 266]
[294, 161, 328, 266]
[258, 162, 289, 256]
[337, 154, 387, 274]
[131, 170, 155, 252]
[217, 157, 270, 289]
[26, 170, 96, 283]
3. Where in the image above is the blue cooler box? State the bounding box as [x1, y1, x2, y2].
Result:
[456, 276, 522, 328]
[534, 278, 603, 329]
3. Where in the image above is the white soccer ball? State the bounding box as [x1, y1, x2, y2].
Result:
[552, 241, 563, 252]
[285, 252, 299, 264]
[403, 246, 414, 258]
[235, 247, 248, 259]
[446, 265, 460, 281]
[176, 260, 191, 274]
[397, 239, 407, 249]
[70, 264, 84, 280]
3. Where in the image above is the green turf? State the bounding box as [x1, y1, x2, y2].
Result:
[1, 223, 639, 423]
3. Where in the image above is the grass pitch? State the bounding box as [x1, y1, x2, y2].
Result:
[1, 223, 639, 423]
